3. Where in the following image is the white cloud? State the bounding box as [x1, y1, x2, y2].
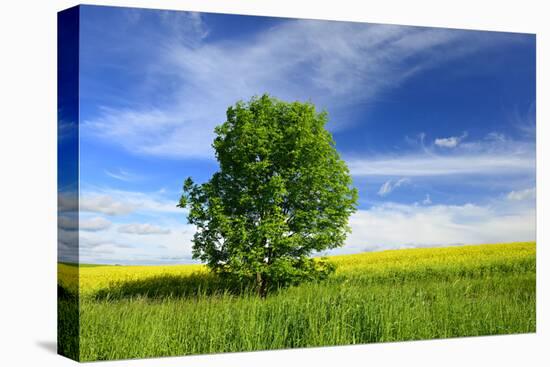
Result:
[80, 189, 182, 216]
[58, 215, 77, 230]
[58, 192, 77, 212]
[58, 228, 78, 248]
[60, 187, 192, 263]
[485, 132, 507, 142]
[80, 217, 112, 231]
[76, 192, 535, 263]
[79, 237, 134, 249]
[378, 181, 393, 196]
[507, 187, 536, 201]
[422, 194, 432, 205]
[434, 132, 467, 148]
[377, 178, 410, 196]
[58, 215, 112, 231]
[330, 197, 535, 255]
[359, 135, 534, 179]
[348, 150, 534, 177]
[80, 194, 136, 215]
[58, 120, 76, 141]
[105, 169, 139, 182]
[82, 18, 504, 159]
[118, 223, 171, 235]
[434, 137, 459, 148]
[78, 221, 196, 264]
[512, 101, 536, 139]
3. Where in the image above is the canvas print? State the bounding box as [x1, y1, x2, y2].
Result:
[58, 5, 536, 362]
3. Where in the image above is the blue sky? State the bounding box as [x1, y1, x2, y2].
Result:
[59, 5, 536, 264]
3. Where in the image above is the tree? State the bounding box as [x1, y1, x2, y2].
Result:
[178, 94, 358, 297]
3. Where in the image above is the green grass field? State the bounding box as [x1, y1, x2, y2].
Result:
[58, 242, 536, 361]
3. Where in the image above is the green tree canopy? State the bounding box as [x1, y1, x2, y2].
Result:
[179, 94, 358, 296]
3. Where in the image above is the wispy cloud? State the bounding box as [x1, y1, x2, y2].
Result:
[72, 186, 192, 263]
[58, 215, 78, 230]
[58, 192, 77, 213]
[422, 194, 432, 205]
[81, 194, 136, 216]
[348, 137, 534, 177]
[348, 152, 534, 177]
[79, 237, 134, 249]
[485, 132, 507, 143]
[81, 217, 112, 231]
[118, 223, 171, 235]
[80, 188, 182, 216]
[58, 119, 77, 141]
[378, 178, 410, 196]
[82, 15, 512, 159]
[512, 101, 536, 139]
[507, 187, 536, 201]
[59, 216, 112, 231]
[78, 220, 196, 264]
[434, 132, 468, 148]
[105, 169, 140, 182]
[58, 229, 77, 250]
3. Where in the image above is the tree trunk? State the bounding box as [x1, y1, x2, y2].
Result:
[256, 272, 268, 298]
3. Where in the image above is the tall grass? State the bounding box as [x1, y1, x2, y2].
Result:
[58, 242, 536, 361]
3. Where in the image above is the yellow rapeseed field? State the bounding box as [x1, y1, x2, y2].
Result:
[330, 241, 535, 275]
[59, 241, 535, 295]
